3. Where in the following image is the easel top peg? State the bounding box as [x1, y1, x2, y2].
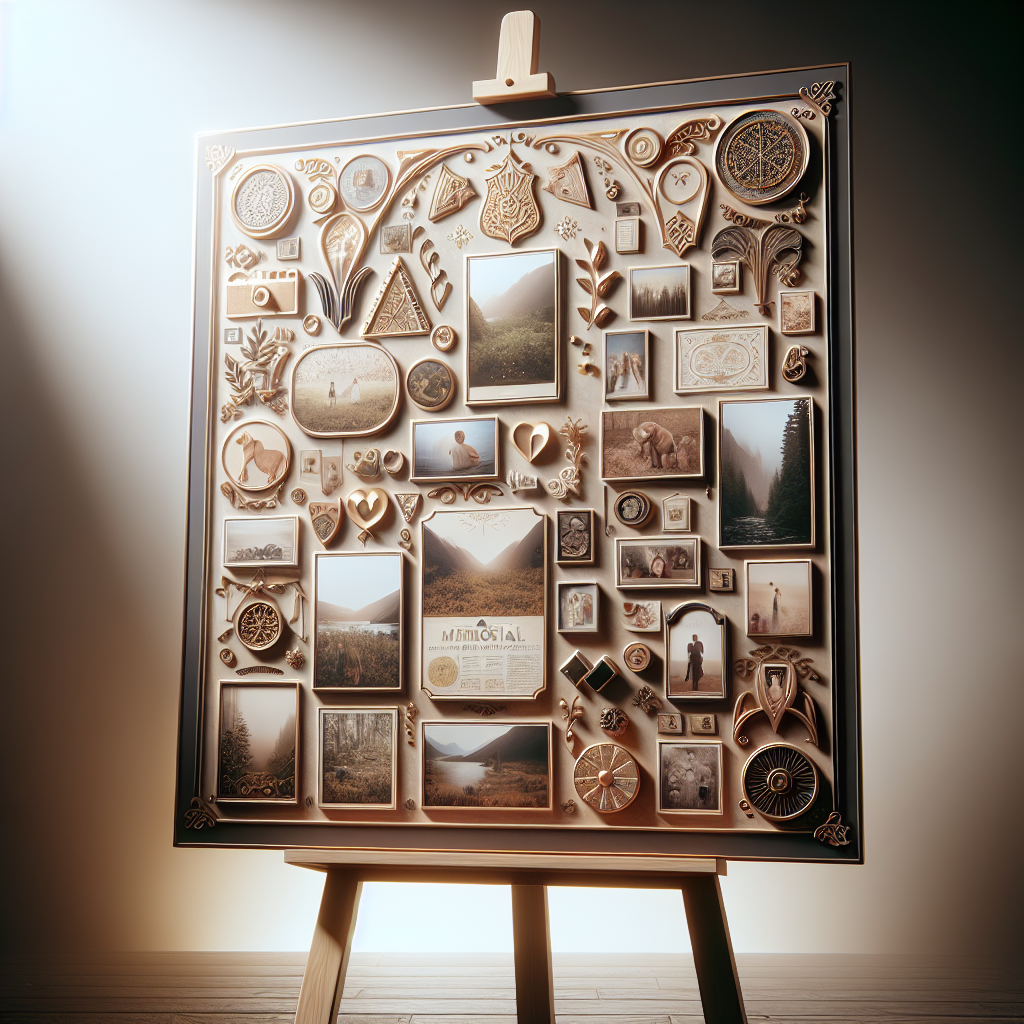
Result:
[473, 10, 556, 105]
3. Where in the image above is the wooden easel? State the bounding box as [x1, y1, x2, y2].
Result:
[287, 849, 747, 1024]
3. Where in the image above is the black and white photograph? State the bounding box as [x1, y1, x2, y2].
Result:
[779, 289, 816, 335]
[629, 264, 691, 321]
[615, 538, 701, 590]
[318, 707, 397, 809]
[601, 407, 704, 483]
[411, 416, 499, 482]
[556, 581, 599, 633]
[665, 602, 727, 700]
[555, 508, 596, 565]
[604, 330, 649, 401]
[658, 740, 723, 814]
[223, 516, 299, 569]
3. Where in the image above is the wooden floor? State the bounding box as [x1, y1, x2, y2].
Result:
[1, 951, 1020, 1023]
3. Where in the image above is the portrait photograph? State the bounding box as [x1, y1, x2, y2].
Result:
[604, 330, 649, 401]
[555, 508, 595, 565]
[318, 707, 397, 809]
[658, 740, 723, 814]
[556, 581, 599, 633]
[314, 552, 403, 691]
[779, 289, 816, 335]
[615, 538, 701, 590]
[466, 248, 560, 404]
[665, 602, 726, 700]
[711, 260, 741, 294]
[411, 416, 499, 482]
[223, 515, 299, 570]
[675, 325, 768, 393]
[719, 397, 814, 549]
[422, 722, 551, 809]
[601, 407, 704, 483]
[629, 264, 691, 321]
[746, 559, 813, 638]
[217, 682, 298, 803]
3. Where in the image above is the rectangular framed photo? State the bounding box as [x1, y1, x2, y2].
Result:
[779, 289, 816, 335]
[465, 248, 561, 405]
[556, 581, 599, 633]
[217, 681, 299, 804]
[745, 558, 813, 638]
[410, 416, 499, 483]
[314, 551, 404, 691]
[675, 325, 769, 394]
[318, 706, 398, 810]
[711, 260, 741, 294]
[604, 330, 650, 401]
[601, 407, 704, 483]
[719, 397, 814, 549]
[665, 602, 727, 700]
[622, 599, 661, 633]
[421, 507, 546, 699]
[222, 515, 299, 570]
[629, 264, 691, 321]
[555, 508, 596, 565]
[616, 537, 701, 590]
[615, 216, 641, 254]
[658, 740, 724, 814]
[661, 494, 691, 532]
[422, 721, 552, 810]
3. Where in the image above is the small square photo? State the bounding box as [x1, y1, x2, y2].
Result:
[557, 581, 599, 633]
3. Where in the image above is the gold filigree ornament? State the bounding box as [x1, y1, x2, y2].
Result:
[711, 221, 803, 316]
[814, 810, 851, 846]
[631, 685, 662, 714]
[732, 644, 821, 747]
[575, 238, 622, 329]
[184, 796, 218, 829]
[799, 80, 838, 118]
[230, 164, 296, 239]
[664, 115, 723, 157]
[782, 345, 810, 383]
[480, 148, 541, 245]
[427, 482, 503, 504]
[547, 416, 588, 500]
[622, 127, 663, 168]
[714, 109, 810, 206]
[412, 226, 452, 312]
[542, 150, 592, 209]
[429, 163, 477, 222]
[308, 501, 343, 547]
[362, 257, 432, 339]
[394, 493, 422, 523]
[573, 743, 640, 813]
[221, 318, 290, 422]
[403, 702, 417, 745]
[285, 648, 305, 669]
[235, 598, 283, 653]
[654, 157, 710, 258]
[741, 742, 819, 822]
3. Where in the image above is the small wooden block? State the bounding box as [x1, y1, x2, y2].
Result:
[473, 10, 556, 105]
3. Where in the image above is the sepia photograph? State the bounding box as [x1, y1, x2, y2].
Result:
[779, 289, 816, 335]
[555, 508, 596, 565]
[557, 581, 599, 633]
[622, 599, 661, 633]
[604, 330, 649, 400]
[719, 397, 815, 548]
[318, 707, 397, 809]
[314, 552, 403, 690]
[466, 248, 560, 404]
[711, 260, 741, 294]
[658, 740, 723, 814]
[422, 722, 551, 809]
[666, 602, 727, 700]
[675, 325, 768, 393]
[410, 416, 499, 482]
[616, 538, 701, 590]
[629, 264, 691, 321]
[746, 559, 813, 638]
[601, 407, 704, 482]
[290, 343, 401, 437]
[223, 515, 299, 569]
[217, 682, 298, 803]
[406, 357, 456, 413]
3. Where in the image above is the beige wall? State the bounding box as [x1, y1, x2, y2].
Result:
[2, 0, 1019, 954]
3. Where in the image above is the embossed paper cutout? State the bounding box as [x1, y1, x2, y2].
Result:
[361, 257, 432, 338]
[480, 149, 541, 245]
[542, 150, 592, 209]
[428, 164, 477, 222]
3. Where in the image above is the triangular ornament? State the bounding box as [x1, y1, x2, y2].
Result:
[308, 501, 343, 547]
[361, 257, 432, 338]
[429, 164, 477, 222]
[542, 150, 592, 209]
[395, 492, 422, 523]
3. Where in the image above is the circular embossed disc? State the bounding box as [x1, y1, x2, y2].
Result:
[573, 743, 640, 813]
[236, 599, 283, 652]
[406, 358, 456, 412]
[715, 109, 809, 205]
[656, 157, 705, 205]
[222, 419, 292, 493]
[741, 743, 819, 821]
[613, 489, 653, 528]
[427, 656, 459, 688]
[339, 154, 391, 212]
[231, 164, 295, 239]
[623, 642, 652, 672]
[308, 182, 337, 215]
[431, 324, 457, 352]
[623, 127, 663, 168]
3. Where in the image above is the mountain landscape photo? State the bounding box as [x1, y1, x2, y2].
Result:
[315, 586, 401, 690]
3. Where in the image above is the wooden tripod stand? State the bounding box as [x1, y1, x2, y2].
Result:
[287, 849, 747, 1024]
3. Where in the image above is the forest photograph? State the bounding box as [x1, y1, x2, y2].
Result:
[319, 708, 396, 808]
[629, 264, 690, 320]
[217, 683, 297, 802]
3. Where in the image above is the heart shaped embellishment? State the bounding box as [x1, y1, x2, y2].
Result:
[346, 487, 390, 532]
[511, 421, 553, 463]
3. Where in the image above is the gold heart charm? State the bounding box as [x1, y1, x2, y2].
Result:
[345, 487, 390, 545]
[511, 421, 553, 463]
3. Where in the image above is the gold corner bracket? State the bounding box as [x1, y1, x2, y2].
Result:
[473, 10, 556, 105]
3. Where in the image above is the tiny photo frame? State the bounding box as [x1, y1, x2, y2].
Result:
[622, 599, 661, 633]
[223, 515, 299, 570]
[689, 713, 717, 735]
[629, 264, 691, 321]
[604, 330, 650, 401]
[779, 289, 815, 335]
[661, 494, 691, 532]
[658, 740, 723, 814]
[665, 602, 727, 700]
[318, 706, 398, 809]
[675, 325, 769, 394]
[615, 216, 641, 255]
[410, 415, 499, 483]
[300, 449, 322, 483]
[711, 260, 741, 294]
[709, 568, 735, 592]
[556, 581, 599, 633]
[276, 237, 300, 260]
[615, 538, 701, 590]
[657, 713, 683, 735]
[224, 326, 243, 345]
[555, 508, 596, 565]
[379, 223, 412, 254]
[745, 559, 813, 638]
[320, 454, 342, 496]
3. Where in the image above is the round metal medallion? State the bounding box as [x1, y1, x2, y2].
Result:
[613, 489, 653, 528]
[623, 127, 663, 168]
[236, 599, 283, 653]
[338, 154, 391, 212]
[431, 324, 457, 352]
[623, 642, 652, 672]
[715, 109, 809, 205]
[573, 743, 640, 813]
[221, 419, 291, 493]
[308, 181, 337, 215]
[406, 358, 456, 412]
[230, 164, 295, 239]
[741, 742, 819, 821]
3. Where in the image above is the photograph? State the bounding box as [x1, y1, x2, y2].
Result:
[555, 508, 596, 565]
[719, 397, 814, 548]
[601, 407, 704, 482]
[745, 559, 813, 638]
[711, 260, 741, 294]
[217, 682, 298, 803]
[661, 494, 691, 532]
[422, 722, 551, 809]
[221, 419, 291, 493]
[406, 358, 456, 413]
[314, 552, 403, 690]
[318, 707, 397, 809]
[466, 248, 560, 404]
[629, 264, 691, 321]
[665, 602, 727, 700]
[223, 515, 299, 569]
[616, 538, 701, 589]
[290, 343, 400, 437]
[622, 599, 661, 632]
[604, 330, 650, 401]
[321, 454, 342, 496]
[557, 581, 599, 633]
[779, 289, 816, 335]
[675, 326, 769, 393]
[411, 416, 499, 482]
[658, 740, 723, 814]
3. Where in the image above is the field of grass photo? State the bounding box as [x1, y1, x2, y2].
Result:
[322, 745, 393, 805]
[424, 760, 548, 808]
[468, 318, 555, 388]
[421, 566, 543, 617]
[602, 427, 700, 479]
[315, 626, 400, 689]
[292, 380, 396, 434]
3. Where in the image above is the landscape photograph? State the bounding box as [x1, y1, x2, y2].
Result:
[423, 722, 550, 809]
[411, 416, 498, 481]
[466, 249, 559, 402]
[421, 508, 544, 618]
[319, 707, 396, 809]
[659, 741, 723, 813]
[629, 264, 690, 321]
[314, 552, 402, 690]
[601, 407, 704, 482]
[223, 515, 298, 568]
[218, 682, 297, 802]
[719, 397, 814, 548]
[666, 603, 725, 699]
[746, 559, 813, 638]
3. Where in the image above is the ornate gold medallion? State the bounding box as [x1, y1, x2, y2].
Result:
[480, 149, 541, 245]
[236, 599, 282, 652]
[715, 109, 809, 205]
[573, 742, 640, 813]
[308, 501, 342, 546]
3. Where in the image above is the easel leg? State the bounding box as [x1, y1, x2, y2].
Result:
[680, 874, 747, 1024]
[294, 870, 362, 1024]
[510, 883, 554, 1024]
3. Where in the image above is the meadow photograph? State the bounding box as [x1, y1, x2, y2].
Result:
[629, 264, 691, 321]
[318, 707, 397, 809]
[658, 740, 723, 813]
[666, 602, 726, 699]
[217, 682, 298, 803]
[746, 559, 813, 638]
[314, 552, 403, 690]
[616, 538, 700, 590]
[423, 722, 550, 809]
[466, 249, 560, 404]
[601, 407, 704, 482]
[604, 330, 649, 400]
[411, 416, 498, 482]
[290, 343, 400, 437]
[557, 581, 598, 633]
[223, 515, 298, 569]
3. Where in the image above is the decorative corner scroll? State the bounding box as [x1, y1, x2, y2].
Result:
[800, 81, 838, 118]
[734, 644, 822, 684]
[184, 796, 217, 830]
[814, 810, 851, 847]
[206, 145, 235, 175]
[220, 481, 284, 511]
[664, 115, 723, 157]
[404, 702, 417, 745]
